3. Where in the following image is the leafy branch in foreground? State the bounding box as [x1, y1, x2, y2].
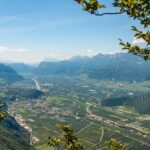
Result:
[0, 103, 6, 121]
[75, 0, 122, 16]
[120, 39, 150, 60]
[48, 123, 127, 150]
[109, 138, 127, 150]
[48, 123, 86, 150]
[120, 26, 150, 60]
[75, 0, 150, 60]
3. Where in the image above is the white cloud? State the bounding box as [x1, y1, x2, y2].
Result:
[85, 49, 98, 57]
[132, 38, 146, 45]
[0, 46, 28, 53]
[87, 49, 122, 55]
[15, 48, 28, 52]
[0, 46, 65, 63]
[0, 46, 122, 64]
[0, 46, 9, 52]
[0, 46, 34, 63]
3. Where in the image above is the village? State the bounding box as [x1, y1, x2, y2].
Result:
[8, 98, 73, 117]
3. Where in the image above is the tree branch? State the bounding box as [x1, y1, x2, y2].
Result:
[94, 11, 124, 16]
[80, 2, 124, 16]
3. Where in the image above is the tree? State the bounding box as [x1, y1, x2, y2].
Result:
[108, 138, 127, 150]
[48, 123, 86, 150]
[75, 0, 150, 60]
[48, 123, 127, 150]
[0, 103, 6, 121]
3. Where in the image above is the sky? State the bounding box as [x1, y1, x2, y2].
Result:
[0, 0, 143, 63]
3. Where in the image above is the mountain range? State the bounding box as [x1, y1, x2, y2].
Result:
[0, 63, 23, 84]
[8, 53, 150, 82]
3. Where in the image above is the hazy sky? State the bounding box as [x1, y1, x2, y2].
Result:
[0, 0, 141, 63]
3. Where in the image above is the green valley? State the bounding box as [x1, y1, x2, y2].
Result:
[7, 75, 150, 150]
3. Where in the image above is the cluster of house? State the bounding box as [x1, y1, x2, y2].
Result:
[9, 99, 73, 117]
[87, 114, 118, 127]
[86, 114, 149, 138]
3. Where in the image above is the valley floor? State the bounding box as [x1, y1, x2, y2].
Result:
[7, 75, 150, 150]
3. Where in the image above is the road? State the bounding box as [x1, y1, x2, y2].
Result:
[99, 127, 104, 143]
[86, 102, 95, 115]
[32, 78, 41, 90]
[75, 122, 93, 135]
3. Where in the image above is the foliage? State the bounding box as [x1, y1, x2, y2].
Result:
[75, 0, 106, 15]
[48, 123, 86, 150]
[108, 138, 127, 150]
[0, 104, 6, 121]
[75, 0, 150, 60]
[48, 123, 127, 150]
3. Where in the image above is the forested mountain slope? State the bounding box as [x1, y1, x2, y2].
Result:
[0, 63, 23, 83]
[8, 63, 35, 74]
[34, 53, 150, 82]
[102, 93, 150, 114]
[0, 116, 34, 150]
